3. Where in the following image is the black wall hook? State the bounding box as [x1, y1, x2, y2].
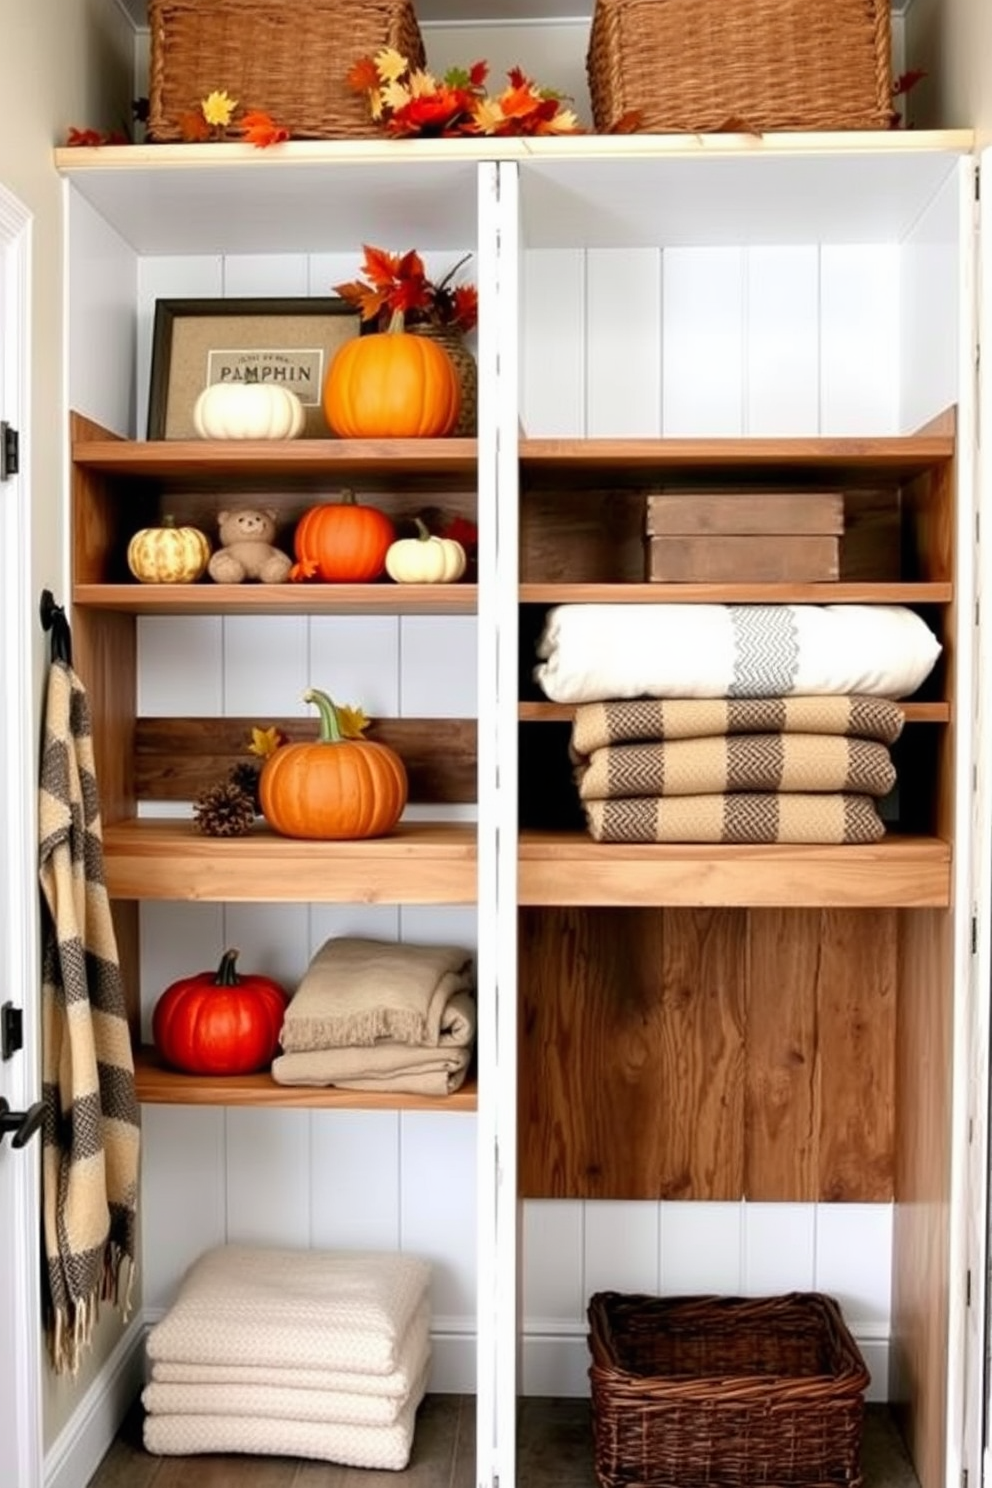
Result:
[39, 589, 72, 665]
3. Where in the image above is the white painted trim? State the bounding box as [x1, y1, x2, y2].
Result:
[43, 1321, 146, 1488]
[0, 178, 42, 1488]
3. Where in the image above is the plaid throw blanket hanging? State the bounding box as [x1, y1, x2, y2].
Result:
[38, 656, 140, 1375]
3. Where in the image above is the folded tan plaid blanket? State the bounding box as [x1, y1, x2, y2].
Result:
[571, 695, 905, 756]
[38, 659, 140, 1375]
[576, 734, 895, 801]
[585, 793, 885, 843]
[280, 937, 475, 1052]
[143, 1363, 428, 1467]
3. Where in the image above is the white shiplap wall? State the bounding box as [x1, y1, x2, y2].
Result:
[65, 141, 964, 1403]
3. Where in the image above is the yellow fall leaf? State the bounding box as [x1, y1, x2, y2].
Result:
[248, 725, 284, 759]
[201, 89, 237, 126]
[470, 97, 505, 134]
[374, 47, 409, 83]
[335, 704, 370, 739]
[542, 107, 581, 134]
[381, 79, 413, 112]
[407, 68, 439, 98]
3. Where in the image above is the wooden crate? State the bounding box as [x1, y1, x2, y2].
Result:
[644, 489, 900, 583]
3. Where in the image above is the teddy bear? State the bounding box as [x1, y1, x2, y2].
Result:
[207, 507, 293, 584]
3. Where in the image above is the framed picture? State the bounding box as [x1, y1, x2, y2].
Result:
[147, 297, 362, 440]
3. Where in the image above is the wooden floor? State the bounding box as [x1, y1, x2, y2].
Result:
[88, 1396, 921, 1487]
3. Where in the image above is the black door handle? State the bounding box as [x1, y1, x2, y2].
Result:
[0, 1097, 45, 1149]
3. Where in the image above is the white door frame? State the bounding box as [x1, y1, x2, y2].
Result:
[0, 179, 44, 1488]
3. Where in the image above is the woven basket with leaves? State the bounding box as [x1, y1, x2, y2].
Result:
[147, 0, 426, 142]
[587, 0, 892, 134]
[588, 1291, 870, 1488]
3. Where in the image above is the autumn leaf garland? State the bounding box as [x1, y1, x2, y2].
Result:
[348, 48, 582, 138]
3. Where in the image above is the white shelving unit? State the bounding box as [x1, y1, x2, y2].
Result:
[57, 129, 986, 1488]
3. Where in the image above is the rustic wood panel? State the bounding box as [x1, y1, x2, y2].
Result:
[891, 907, 952, 1488]
[518, 907, 747, 1200]
[520, 488, 644, 583]
[815, 909, 896, 1201]
[522, 907, 898, 1202]
[72, 608, 136, 828]
[134, 717, 477, 804]
[745, 910, 820, 1200]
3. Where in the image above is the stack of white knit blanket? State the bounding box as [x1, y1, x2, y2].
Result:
[143, 1245, 432, 1468]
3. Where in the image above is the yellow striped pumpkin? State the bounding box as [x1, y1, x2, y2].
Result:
[127, 516, 211, 584]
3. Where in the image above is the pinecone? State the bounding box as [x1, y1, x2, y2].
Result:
[193, 781, 256, 837]
[229, 761, 262, 814]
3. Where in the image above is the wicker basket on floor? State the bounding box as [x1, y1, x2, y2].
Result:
[586, 0, 892, 134]
[147, 0, 425, 142]
[588, 1291, 870, 1488]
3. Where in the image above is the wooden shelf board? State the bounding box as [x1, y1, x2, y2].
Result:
[517, 831, 951, 908]
[133, 1046, 478, 1111]
[104, 820, 477, 903]
[519, 582, 953, 604]
[518, 700, 952, 723]
[72, 437, 477, 481]
[520, 434, 955, 483]
[74, 583, 477, 616]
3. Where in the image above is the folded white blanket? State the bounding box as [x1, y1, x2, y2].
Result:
[281, 936, 475, 1052]
[143, 1364, 428, 1468]
[145, 1301, 431, 1420]
[534, 603, 941, 704]
[151, 1299, 430, 1396]
[146, 1246, 430, 1374]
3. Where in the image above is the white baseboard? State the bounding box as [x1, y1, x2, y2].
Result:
[44, 1319, 147, 1488]
[40, 1307, 891, 1488]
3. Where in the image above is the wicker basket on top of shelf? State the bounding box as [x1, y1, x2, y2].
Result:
[586, 0, 893, 135]
[147, 0, 426, 142]
[588, 1290, 870, 1488]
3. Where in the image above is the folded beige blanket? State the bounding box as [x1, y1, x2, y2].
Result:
[571, 695, 906, 755]
[151, 1299, 430, 1395]
[145, 1246, 431, 1374]
[271, 1040, 473, 1097]
[281, 937, 475, 1052]
[585, 793, 885, 844]
[143, 1364, 428, 1468]
[576, 734, 895, 801]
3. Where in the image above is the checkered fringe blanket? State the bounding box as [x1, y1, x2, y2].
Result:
[38, 659, 140, 1375]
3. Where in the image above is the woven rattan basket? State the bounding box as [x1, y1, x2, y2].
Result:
[147, 0, 425, 142]
[588, 1291, 870, 1488]
[587, 0, 892, 134]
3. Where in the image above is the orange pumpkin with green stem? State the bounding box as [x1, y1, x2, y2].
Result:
[323, 309, 461, 438]
[291, 491, 395, 582]
[259, 688, 408, 839]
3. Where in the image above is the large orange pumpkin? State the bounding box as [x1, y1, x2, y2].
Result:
[291, 492, 395, 583]
[323, 310, 461, 439]
[259, 687, 408, 840]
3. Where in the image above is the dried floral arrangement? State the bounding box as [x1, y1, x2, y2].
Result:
[334, 246, 478, 334]
[347, 49, 581, 137]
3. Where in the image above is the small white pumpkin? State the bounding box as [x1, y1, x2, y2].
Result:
[127, 515, 211, 584]
[192, 382, 306, 441]
[385, 519, 467, 584]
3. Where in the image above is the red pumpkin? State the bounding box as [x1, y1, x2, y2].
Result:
[260, 687, 408, 840]
[323, 311, 461, 439]
[291, 491, 395, 583]
[152, 949, 288, 1076]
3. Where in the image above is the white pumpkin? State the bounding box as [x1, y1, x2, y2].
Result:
[385, 521, 467, 584]
[192, 382, 306, 440]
